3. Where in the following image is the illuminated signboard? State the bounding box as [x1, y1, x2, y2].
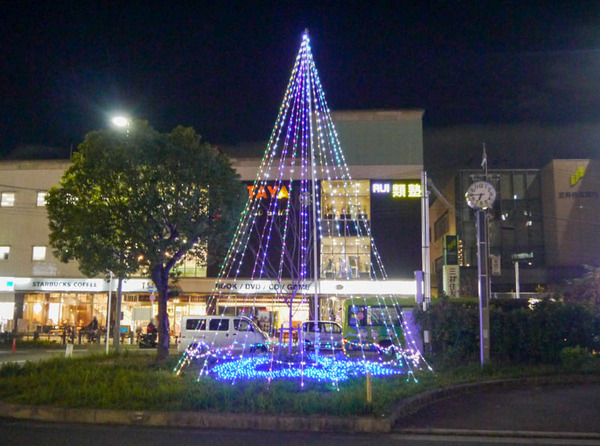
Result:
[570, 166, 585, 186]
[247, 184, 290, 200]
[370, 180, 422, 279]
[371, 181, 422, 198]
[0, 277, 14, 292]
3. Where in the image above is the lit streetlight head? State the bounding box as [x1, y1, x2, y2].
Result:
[111, 116, 130, 127]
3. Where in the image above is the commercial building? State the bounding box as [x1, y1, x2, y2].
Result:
[0, 110, 425, 336]
[431, 159, 600, 298]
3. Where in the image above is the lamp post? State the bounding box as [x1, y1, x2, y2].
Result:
[108, 115, 130, 353]
[106, 271, 113, 354]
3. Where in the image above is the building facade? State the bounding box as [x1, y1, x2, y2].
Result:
[0, 110, 425, 336]
[430, 159, 600, 297]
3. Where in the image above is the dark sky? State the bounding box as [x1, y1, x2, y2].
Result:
[1, 1, 599, 180]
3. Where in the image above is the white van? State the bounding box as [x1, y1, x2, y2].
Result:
[301, 321, 344, 351]
[178, 315, 269, 353]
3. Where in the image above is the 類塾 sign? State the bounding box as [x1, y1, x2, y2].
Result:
[371, 181, 422, 198]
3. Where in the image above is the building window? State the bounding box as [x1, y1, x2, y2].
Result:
[32, 246, 46, 261]
[1, 192, 15, 207]
[172, 243, 208, 277]
[0, 247, 9, 260]
[434, 212, 449, 240]
[320, 180, 371, 279]
[321, 180, 370, 220]
[37, 192, 47, 207]
[321, 236, 371, 279]
[513, 173, 526, 200]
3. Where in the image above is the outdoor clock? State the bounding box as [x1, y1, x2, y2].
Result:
[465, 181, 497, 210]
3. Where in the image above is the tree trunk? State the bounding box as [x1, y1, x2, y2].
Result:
[152, 265, 171, 361]
[156, 289, 170, 360]
[112, 278, 123, 354]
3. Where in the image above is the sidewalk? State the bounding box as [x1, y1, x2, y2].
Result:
[0, 343, 178, 365]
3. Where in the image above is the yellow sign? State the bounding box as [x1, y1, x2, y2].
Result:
[247, 185, 290, 200]
[570, 166, 585, 186]
[391, 183, 421, 198]
[372, 181, 422, 198]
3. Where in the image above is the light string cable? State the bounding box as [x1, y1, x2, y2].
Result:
[183, 38, 303, 378]
[310, 57, 376, 367]
[313, 56, 427, 374]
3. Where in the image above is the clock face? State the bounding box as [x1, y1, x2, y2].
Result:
[466, 181, 497, 210]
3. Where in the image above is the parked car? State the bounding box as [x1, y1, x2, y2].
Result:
[301, 321, 344, 351]
[178, 315, 269, 353]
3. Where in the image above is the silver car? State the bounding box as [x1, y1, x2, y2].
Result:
[301, 321, 344, 351]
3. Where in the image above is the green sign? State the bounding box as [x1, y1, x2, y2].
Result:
[444, 235, 459, 265]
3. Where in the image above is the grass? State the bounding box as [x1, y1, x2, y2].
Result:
[1, 339, 67, 349]
[0, 352, 599, 417]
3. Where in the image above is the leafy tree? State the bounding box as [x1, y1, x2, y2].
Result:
[47, 121, 246, 360]
[564, 265, 600, 309]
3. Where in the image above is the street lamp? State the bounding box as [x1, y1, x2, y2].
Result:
[107, 115, 130, 353]
[111, 116, 130, 128]
[106, 271, 113, 354]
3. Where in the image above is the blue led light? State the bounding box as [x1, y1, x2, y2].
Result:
[198, 353, 406, 382]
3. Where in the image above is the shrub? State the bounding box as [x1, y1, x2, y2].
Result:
[559, 346, 589, 370]
[417, 297, 600, 367]
[415, 298, 479, 367]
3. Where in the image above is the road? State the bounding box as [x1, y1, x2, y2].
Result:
[2, 418, 600, 446]
[397, 383, 600, 435]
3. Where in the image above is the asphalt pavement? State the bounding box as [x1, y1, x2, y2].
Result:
[395, 381, 600, 439]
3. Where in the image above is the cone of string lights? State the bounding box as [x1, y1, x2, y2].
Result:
[174, 31, 432, 387]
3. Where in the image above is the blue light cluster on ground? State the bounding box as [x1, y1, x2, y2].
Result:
[203, 354, 406, 382]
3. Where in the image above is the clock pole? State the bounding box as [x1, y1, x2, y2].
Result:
[465, 145, 496, 365]
[476, 209, 491, 364]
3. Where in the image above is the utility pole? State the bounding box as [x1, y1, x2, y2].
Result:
[421, 170, 431, 310]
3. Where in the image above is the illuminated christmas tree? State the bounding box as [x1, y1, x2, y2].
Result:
[175, 31, 431, 386]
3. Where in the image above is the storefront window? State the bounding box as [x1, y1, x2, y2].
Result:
[22, 292, 109, 333]
[320, 180, 371, 280]
[321, 180, 370, 220]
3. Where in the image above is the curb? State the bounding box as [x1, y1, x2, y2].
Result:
[395, 428, 600, 441]
[1, 374, 599, 433]
[0, 402, 390, 433]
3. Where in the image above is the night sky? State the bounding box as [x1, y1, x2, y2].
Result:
[1, 1, 599, 181]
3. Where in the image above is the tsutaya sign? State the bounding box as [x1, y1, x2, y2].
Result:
[247, 185, 290, 200]
[213, 279, 416, 295]
[371, 181, 422, 198]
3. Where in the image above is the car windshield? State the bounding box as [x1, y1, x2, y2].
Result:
[234, 318, 254, 331]
[348, 305, 402, 326]
[303, 322, 340, 333]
